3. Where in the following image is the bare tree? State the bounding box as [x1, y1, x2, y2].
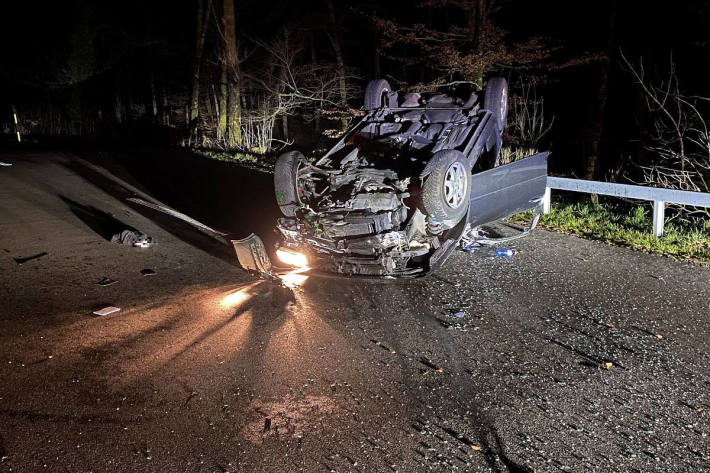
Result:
[508, 78, 554, 148]
[622, 52, 710, 215]
[374, 1, 547, 90]
[244, 29, 359, 151]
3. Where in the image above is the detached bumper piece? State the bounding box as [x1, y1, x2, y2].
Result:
[232, 234, 273, 277]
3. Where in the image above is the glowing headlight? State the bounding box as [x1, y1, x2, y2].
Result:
[276, 248, 308, 268]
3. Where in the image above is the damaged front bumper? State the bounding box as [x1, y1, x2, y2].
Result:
[232, 212, 468, 279]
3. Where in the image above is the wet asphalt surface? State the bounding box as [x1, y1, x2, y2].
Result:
[0, 151, 709, 472]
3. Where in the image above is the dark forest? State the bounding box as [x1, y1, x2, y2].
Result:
[2, 0, 709, 188]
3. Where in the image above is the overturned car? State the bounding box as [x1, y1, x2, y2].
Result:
[237, 78, 548, 278]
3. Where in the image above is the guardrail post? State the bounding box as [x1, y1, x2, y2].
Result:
[542, 187, 551, 214]
[652, 200, 665, 237]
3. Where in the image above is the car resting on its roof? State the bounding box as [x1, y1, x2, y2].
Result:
[234, 78, 549, 278]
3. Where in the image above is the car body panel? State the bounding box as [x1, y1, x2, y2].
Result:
[231, 234, 272, 275]
[467, 152, 549, 227]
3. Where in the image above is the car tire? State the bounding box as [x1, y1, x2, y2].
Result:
[484, 77, 508, 133]
[421, 150, 472, 226]
[364, 79, 392, 111]
[274, 151, 306, 217]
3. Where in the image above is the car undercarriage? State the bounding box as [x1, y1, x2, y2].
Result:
[235, 78, 548, 278]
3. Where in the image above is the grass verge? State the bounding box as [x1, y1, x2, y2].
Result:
[192, 149, 273, 171]
[512, 202, 710, 263]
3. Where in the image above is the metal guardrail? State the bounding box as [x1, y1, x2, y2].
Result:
[543, 177, 710, 237]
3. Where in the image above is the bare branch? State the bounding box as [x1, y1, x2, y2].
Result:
[622, 51, 710, 217]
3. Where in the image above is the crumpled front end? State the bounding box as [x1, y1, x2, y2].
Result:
[276, 148, 440, 277]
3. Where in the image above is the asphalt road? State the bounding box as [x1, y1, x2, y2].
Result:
[0, 151, 708, 473]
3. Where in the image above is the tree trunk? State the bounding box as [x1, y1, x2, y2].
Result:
[149, 71, 158, 118]
[282, 115, 288, 142]
[223, 0, 241, 147]
[474, 0, 487, 52]
[145, 6, 158, 121]
[583, 140, 600, 182]
[189, 0, 208, 124]
[326, 0, 348, 131]
[218, 67, 227, 141]
[584, 0, 617, 180]
[114, 81, 122, 124]
[467, 0, 487, 87]
[161, 81, 169, 125]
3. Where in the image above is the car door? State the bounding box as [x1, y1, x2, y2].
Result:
[467, 151, 548, 227]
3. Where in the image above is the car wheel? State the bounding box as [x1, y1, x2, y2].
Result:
[421, 150, 472, 226]
[274, 151, 306, 217]
[364, 79, 392, 111]
[484, 77, 508, 133]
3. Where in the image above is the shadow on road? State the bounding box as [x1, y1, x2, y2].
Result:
[73, 149, 282, 249]
[60, 156, 263, 267]
[58, 195, 137, 241]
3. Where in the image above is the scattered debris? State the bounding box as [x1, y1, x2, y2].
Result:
[97, 277, 117, 286]
[495, 248, 517, 257]
[655, 334, 663, 340]
[471, 445, 482, 451]
[13, 252, 48, 265]
[140, 268, 157, 276]
[419, 356, 441, 372]
[462, 241, 481, 253]
[604, 362, 613, 369]
[0, 162, 12, 167]
[183, 391, 197, 406]
[111, 230, 153, 248]
[455, 311, 465, 318]
[93, 306, 121, 316]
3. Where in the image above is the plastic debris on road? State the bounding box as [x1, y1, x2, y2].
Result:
[140, 268, 157, 276]
[97, 277, 117, 286]
[495, 248, 517, 257]
[455, 311, 465, 318]
[462, 241, 481, 253]
[93, 306, 121, 316]
[111, 230, 153, 248]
